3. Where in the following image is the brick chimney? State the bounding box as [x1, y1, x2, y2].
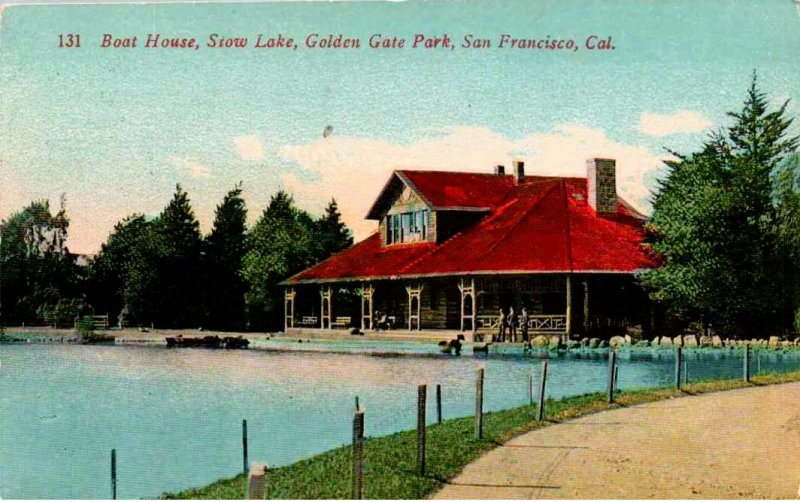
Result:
[587, 158, 617, 214]
[494, 164, 505, 175]
[513, 160, 525, 184]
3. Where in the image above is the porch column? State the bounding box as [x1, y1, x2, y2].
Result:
[459, 280, 465, 332]
[284, 288, 296, 331]
[471, 278, 477, 335]
[565, 275, 572, 338]
[320, 286, 332, 329]
[582, 278, 589, 333]
[360, 283, 374, 330]
[405, 284, 423, 331]
[458, 279, 477, 334]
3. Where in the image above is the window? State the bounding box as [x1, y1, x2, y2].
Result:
[386, 209, 430, 245]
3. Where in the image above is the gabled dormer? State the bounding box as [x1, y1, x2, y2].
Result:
[366, 169, 511, 247]
[366, 173, 433, 246]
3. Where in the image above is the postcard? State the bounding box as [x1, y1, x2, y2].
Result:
[1, 0, 799, 500]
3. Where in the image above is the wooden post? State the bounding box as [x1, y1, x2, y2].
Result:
[355, 396, 359, 411]
[537, 360, 548, 421]
[459, 280, 465, 332]
[417, 384, 427, 476]
[436, 384, 442, 424]
[743, 345, 750, 383]
[582, 279, 589, 333]
[529, 370, 534, 406]
[110, 449, 117, 500]
[614, 364, 620, 393]
[242, 419, 249, 474]
[471, 278, 477, 335]
[352, 409, 365, 499]
[361, 286, 365, 331]
[675, 347, 683, 389]
[565, 275, 572, 337]
[247, 463, 268, 500]
[684, 359, 689, 385]
[474, 368, 484, 440]
[607, 350, 617, 403]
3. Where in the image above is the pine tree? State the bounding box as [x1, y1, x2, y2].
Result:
[203, 184, 248, 330]
[641, 74, 799, 336]
[86, 214, 149, 320]
[125, 185, 203, 327]
[242, 191, 317, 330]
[315, 198, 353, 261]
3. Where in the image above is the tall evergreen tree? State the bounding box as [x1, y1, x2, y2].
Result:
[640, 75, 799, 336]
[86, 214, 149, 320]
[203, 184, 248, 331]
[125, 185, 203, 327]
[314, 198, 353, 261]
[242, 191, 317, 330]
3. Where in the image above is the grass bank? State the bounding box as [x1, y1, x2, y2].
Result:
[160, 371, 800, 499]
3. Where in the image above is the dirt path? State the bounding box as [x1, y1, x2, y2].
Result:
[434, 382, 800, 499]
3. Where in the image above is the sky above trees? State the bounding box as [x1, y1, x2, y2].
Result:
[1, 0, 798, 254]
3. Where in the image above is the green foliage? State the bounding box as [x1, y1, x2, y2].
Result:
[314, 198, 353, 261]
[86, 215, 150, 320]
[161, 372, 800, 500]
[243, 191, 318, 330]
[124, 185, 204, 327]
[202, 184, 248, 331]
[640, 74, 799, 336]
[74, 315, 95, 336]
[0, 197, 83, 325]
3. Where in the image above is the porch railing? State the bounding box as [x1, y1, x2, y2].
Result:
[476, 314, 567, 332]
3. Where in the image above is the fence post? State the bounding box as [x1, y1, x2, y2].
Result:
[529, 370, 535, 407]
[436, 384, 442, 425]
[675, 347, 683, 389]
[247, 463, 268, 499]
[352, 408, 365, 499]
[417, 384, 427, 476]
[355, 396, 359, 411]
[242, 419, 249, 474]
[474, 368, 484, 440]
[614, 364, 620, 393]
[684, 359, 689, 385]
[110, 449, 117, 500]
[607, 350, 617, 403]
[743, 345, 750, 383]
[537, 360, 548, 422]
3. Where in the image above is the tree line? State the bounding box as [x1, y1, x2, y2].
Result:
[1, 75, 799, 337]
[640, 74, 800, 337]
[0, 186, 352, 331]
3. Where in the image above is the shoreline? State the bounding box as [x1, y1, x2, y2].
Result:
[160, 371, 800, 499]
[3, 327, 800, 359]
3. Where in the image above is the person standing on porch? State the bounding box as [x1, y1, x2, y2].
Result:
[520, 307, 530, 345]
[507, 307, 517, 343]
[496, 308, 506, 342]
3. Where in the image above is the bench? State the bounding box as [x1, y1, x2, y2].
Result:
[331, 316, 352, 329]
[298, 316, 318, 327]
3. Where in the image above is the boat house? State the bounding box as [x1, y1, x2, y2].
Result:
[281, 159, 656, 340]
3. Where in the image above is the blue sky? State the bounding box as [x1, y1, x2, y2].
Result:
[1, 0, 799, 253]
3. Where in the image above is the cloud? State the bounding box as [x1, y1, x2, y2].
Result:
[170, 156, 211, 179]
[637, 110, 712, 137]
[279, 125, 670, 241]
[234, 135, 266, 160]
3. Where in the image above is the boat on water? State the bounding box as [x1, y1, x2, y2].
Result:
[165, 335, 250, 349]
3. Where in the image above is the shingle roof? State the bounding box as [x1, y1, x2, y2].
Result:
[284, 171, 654, 284]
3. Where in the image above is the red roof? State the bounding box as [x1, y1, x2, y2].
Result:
[285, 171, 655, 284]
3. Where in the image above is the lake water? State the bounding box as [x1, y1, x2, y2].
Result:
[2, 340, 799, 499]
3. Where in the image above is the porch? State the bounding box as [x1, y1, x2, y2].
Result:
[284, 273, 648, 338]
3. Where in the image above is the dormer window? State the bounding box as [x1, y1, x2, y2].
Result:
[387, 209, 429, 244]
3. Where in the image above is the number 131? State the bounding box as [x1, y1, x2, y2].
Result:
[59, 34, 81, 48]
